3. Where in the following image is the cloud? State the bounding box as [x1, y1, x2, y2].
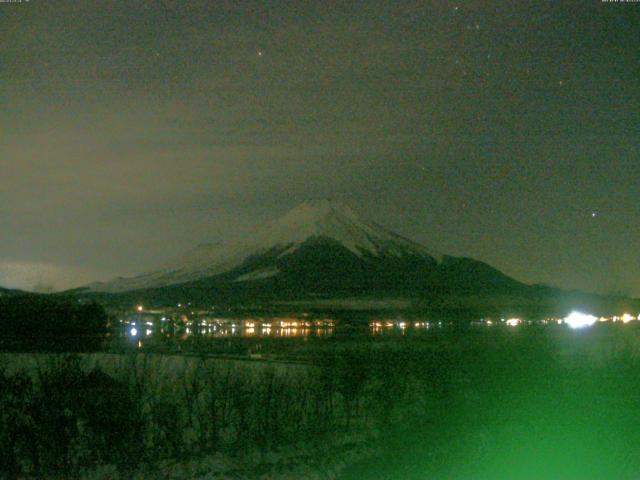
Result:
[0, 259, 107, 292]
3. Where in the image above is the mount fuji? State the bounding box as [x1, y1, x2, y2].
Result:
[86, 200, 524, 301]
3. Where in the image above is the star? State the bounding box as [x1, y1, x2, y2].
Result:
[258, 50, 263, 57]
[591, 212, 597, 218]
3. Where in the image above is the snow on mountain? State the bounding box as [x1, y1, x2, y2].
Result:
[252, 200, 440, 259]
[88, 200, 442, 293]
[233, 267, 280, 282]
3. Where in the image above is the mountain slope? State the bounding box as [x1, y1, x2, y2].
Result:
[87, 200, 525, 299]
[89, 200, 442, 292]
[0, 286, 26, 297]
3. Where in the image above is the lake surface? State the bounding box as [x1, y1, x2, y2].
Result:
[118, 315, 468, 341]
[117, 312, 640, 341]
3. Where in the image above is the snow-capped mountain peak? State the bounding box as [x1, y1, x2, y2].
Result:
[88, 200, 442, 292]
[253, 199, 439, 259]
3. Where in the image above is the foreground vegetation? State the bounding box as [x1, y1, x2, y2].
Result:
[0, 295, 107, 351]
[2, 325, 640, 478]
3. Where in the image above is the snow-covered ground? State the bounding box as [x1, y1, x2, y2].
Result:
[0, 351, 378, 480]
[0, 351, 308, 388]
[83, 436, 376, 480]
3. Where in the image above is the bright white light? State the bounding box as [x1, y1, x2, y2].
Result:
[136, 305, 143, 312]
[621, 313, 634, 324]
[564, 311, 597, 329]
[506, 318, 521, 327]
[130, 327, 138, 337]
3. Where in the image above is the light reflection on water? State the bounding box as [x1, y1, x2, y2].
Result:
[119, 316, 433, 340]
[122, 313, 618, 342]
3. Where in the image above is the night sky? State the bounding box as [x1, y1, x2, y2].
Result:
[2, 0, 639, 296]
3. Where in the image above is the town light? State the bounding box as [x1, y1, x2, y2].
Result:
[564, 311, 597, 329]
[621, 313, 634, 324]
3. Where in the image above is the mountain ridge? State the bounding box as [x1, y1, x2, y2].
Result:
[73, 201, 640, 316]
[88, 200, 449, 293]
